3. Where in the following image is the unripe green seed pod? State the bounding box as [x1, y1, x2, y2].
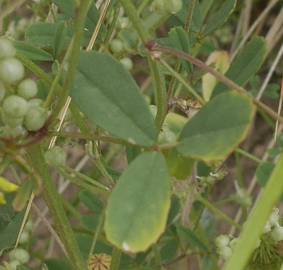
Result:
[7, 260, 21, 270]
[118, 17, 130, 29]
[45, 146, 67, 167]
[28, 98, 43, 107]
[110, 39, 124, 53]
[25, 220, 33, 232]
[0, 58, 25, 84]
[24, 106, 47, 131]
[0, 82, 6, 102]
[0, 125, 27, 138]
[271, 225, 283, 242]
[215, 235, 230, 248]
[0, 38, 16, 59]
[19, 231, 29, 244]
[3, 95, 28, 118]
[220, 246, 232, 260]
[17, 78, 38, 99]
[120, 57, 133, 70]
[1, 111, 23, 127]
[9, 248, 30, 264]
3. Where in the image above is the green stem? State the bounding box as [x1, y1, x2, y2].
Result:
[88, 214, 105, 257]
[224, 154, 283, 270]
[119, 0, 166, 130]
[118, 0, 149, 43]
[137, 0, 151, 15]
[52, 0, 92, 120]
[148, 58, 167, 129]
[159, 58, 205, 104]
[110, 248, 122, 270]
[44, 43, 73, 108]
[235, 148, 261, 164]
[184, 0, 196, 31]
[58, 166, 110, 195]
[28, 145, 87, 270]
[196, 195, 241, 229]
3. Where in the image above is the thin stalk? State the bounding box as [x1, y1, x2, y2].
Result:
[235, 148, 261, 164]
[159, 58, 205, 104]
[118, 0, 149, 43]
[184, 0, 196, 31]
[137, 0, 151, 15]
[119, 0, 166, 130]
[148, 58, 167, 129]
[196, 195, 241, 229]
[88, 214, 105, 257]
[110, 248, 122, 270]
[52, 0, 93, 120]
[28, 145, 87, 270]
[44, 42, 73, 108]
[62, 166, 110, 192]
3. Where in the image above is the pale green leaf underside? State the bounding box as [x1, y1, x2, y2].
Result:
[71, 51, 157, 146]
[178, 92, 255, 161]
[105, 152, 171, 253]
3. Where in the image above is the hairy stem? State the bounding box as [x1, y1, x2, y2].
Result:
[28, 145, 87, 269]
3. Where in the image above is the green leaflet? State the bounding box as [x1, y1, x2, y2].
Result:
[71, 51, 157, 146]
[14, 41, 53, 61]
[105, 152, 171, 252]
[203, 0, 237, 35]
[178, 92, 255, 161]
[213, 37, 267, 96]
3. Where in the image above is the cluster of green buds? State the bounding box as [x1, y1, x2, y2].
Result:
[0, 37, 48, 140]
[0, 221, 32, 270]
[215, 234, 238, 260]
[216, 208, 283, 263]
[264, 208, 283, 241]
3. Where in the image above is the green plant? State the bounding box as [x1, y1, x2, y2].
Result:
[0, 0, 282, 270]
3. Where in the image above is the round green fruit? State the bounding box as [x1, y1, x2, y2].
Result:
[1, 111, 23, 127]
[9, 248, 30, 264]
[0, 58, 25, 84]
[2, 95, 28, 118]
[0, 38, 16, 59]
[45, 146, 67, 167]
[120, 57, 133, 70]
[28, 98, 43, 107]
[0, 125, 27, 138]
[7, 260, 21, 270]
[24, 106, 47, 131]
[17, 78, 38, 99]
[110, 39, 124, 53]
